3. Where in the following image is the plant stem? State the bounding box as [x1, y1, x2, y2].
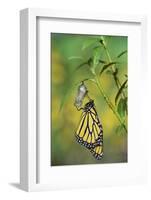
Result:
[101, 38, 126, 99]
[95, 76, 127, 133]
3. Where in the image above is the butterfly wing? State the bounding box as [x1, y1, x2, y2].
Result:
[89, 106, 103, 159]
[75, 111, 94, 149]
[75, 104, 103, 151]
[89, 106, 103, 146]
[90, 145, 103, 160]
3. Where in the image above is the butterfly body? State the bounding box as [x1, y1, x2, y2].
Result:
[75, 99, 103, 160]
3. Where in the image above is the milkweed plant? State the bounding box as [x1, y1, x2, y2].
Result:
[60, 35, 128, 136]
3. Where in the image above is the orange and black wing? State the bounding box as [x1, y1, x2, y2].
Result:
[75, 105, 103, 152]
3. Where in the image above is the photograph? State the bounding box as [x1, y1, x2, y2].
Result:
[51, 33, 128, 166]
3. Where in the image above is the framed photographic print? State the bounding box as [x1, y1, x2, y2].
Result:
[20, 8, 147, 191]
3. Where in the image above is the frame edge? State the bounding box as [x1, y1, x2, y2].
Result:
[20, 8, 29, 191]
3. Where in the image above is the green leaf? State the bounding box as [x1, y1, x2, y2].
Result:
[87, 58, 93, 66]
[86, 78, 96, 84]
[90, 47, 102, 75]
[99, 62, 117, 76]
[125, 97, 128, 114]
[93, 47, 101, 65]
[68, 56, 83, 61]
[116, 125, 126, 136]
[105, 70, 113, 75]
[75, 61, 89, 71]
[79, 78, 96, 84]
[117, 50, 127, 58]
[75, 58, 93, 71]
[115, 80, 127, 105]
[99, 36, 106, 47]
[99, 59, 106, 64]
[117, 98, 127, 118]
[82, 38, 98, 50]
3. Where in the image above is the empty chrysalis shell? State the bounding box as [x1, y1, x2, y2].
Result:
[74, 82, 88, 109]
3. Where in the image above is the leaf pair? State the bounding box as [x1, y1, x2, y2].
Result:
[99, 50, 127, 77]
[75, 48, 105, 75]
[116, 124, 126, 136]
[99, 62, 117, 76]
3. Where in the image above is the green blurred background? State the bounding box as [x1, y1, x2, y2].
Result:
[51, 33, 127, 166]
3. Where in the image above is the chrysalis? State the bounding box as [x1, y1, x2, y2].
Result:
[74, 82, 88, 110]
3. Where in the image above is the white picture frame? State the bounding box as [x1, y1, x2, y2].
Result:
[20, 8, 147, 191]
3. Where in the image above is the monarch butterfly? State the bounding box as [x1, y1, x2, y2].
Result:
[75, 100, 103, 160]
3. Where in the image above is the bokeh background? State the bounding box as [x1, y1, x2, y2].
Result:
[51, 33, 127, 166]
